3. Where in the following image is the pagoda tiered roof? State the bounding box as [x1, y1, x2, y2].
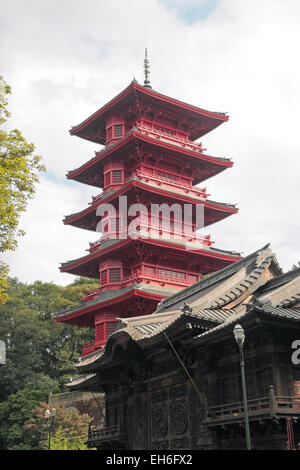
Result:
[66, 130, 233, 188]
[63, 177, 238, 231]
[57, 77, 243, 358]
[54, 283, 178, 328]
[60, 236, 242, 279]
[69, 81, 228, 145]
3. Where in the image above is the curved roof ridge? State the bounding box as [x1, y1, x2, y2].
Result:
[156, 244, 272, 312]
[70, 81, 229, 144]
[208, 252, 275, 309]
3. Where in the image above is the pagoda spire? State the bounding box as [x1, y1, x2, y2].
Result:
[143, 48, 151, 89]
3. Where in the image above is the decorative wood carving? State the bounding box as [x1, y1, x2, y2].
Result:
[152, 440, 169, 450]
[170, 401, 187, 434]
[152, 406, 168, 438]
[170, 437, 189, 449]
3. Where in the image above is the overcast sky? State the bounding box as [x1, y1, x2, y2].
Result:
[1, 0, 300, 286]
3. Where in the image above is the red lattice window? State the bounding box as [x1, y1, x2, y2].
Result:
[101, 270, 108, 285]
[158, 268, 185, 279]
[157, 171, 177, 182]
[96, 323, 104, 341]
[112, 170, 123, 184]
[106, 127, 112, 142]
[113, 124, 124, 138]
[104, 172, 111, 187]
[109, 268, 121, 283]
[105, 122, 124, 144]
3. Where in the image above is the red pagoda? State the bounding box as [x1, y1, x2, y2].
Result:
[55, 53, 241, 356]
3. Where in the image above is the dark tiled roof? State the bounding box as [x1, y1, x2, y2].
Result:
[195, 304, 300, 345]
[256, 266, 300, 295]
[67, 244, 299, 389]
[60, 238, 120, 268]
[54, 283, 171, 320]
[66, 373, 98, 390]
[155, 244, 280, 312]
[262, 305, 300, 320]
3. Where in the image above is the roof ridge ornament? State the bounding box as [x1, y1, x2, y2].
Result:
[143, 48, 151, 89]
[182, 302, 193, 315]
[246, 296, 266, 312]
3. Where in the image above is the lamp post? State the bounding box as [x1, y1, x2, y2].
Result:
[0, 340, 5, 367]
[45, 408, 56, 450]
[233, 324, 252, 450]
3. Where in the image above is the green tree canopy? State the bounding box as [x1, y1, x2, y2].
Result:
[0, 276, 99, 449]
[0, 381, 58, 450]
[0, 76, 45, 303]
[0, 277, 97, 400]
[23, 402, 94, 450]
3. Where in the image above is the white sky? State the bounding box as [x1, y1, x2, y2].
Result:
[1, 0, 300, 285]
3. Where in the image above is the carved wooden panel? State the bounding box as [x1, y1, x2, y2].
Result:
[170, 402, 187, 434]
[152, 405, 168, 438]
[150, 382, 189, 450]
[127, 394, 148, 450]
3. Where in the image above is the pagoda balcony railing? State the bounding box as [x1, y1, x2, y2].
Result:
[131, 169, 209, 199]
[205, 393, 300, 427]
[88, 423, 127, 445]
[88, 231, 213, 253]
[89, 171, 209, 205]
[82, 271, 194, 303]
[49, 390, 103, 406]
[135, 121, 207, 154]
[101, 227, 211, 243]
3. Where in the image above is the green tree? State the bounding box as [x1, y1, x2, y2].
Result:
[0, 380, 58, 450]
[0, 277, 96, 400]
[0, 276, 99, 449]
[49, 426, 91, 450]
[0, 76, 45, 303]
[23, 402, 94, 450]
[0, 262, 9, 304]
[49, 276, 98, 313]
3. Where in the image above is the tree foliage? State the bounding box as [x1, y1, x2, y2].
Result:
[0, 276, 99, 449]
[0, 262, 9, 305]
[0, 381, 57, 450]
[0, 76, 45, 303]
[24, 402, 94, 450]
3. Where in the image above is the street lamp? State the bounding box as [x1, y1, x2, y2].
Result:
[233, 324, 252, 450]
[45, 408, 56, 450]
[0, 340, 6, 367]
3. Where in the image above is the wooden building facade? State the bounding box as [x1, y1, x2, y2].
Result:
[68, 245, 300, 450]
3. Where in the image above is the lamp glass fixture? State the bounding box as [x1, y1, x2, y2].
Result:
[233, 324, 245, 345]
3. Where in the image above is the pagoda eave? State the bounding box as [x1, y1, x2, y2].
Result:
[60, 236, 241, 279]
[69, 81, 228, 145]
[59, 77, 241, 357]
[63, 179, 238, 231]
[54, 287, 165, 327]
[66, 130, 233, 188]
